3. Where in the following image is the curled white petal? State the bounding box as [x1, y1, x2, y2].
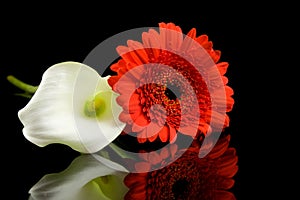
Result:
[29, 154, 128, 200]
[18, 61, 125, 153]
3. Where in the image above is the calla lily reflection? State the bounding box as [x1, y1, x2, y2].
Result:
[29, 154, 129, 200]
[18, 62, 126, 153]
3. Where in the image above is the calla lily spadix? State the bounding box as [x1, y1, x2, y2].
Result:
[29, 154, 129, 200]
[18, 61, 126, 153]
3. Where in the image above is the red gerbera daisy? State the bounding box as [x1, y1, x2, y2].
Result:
[108, 22, 234, 144]
[124, 134, 238, 200]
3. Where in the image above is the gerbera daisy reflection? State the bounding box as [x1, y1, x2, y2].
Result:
[108, 22, 234, 143]
[124, 134, 238, 200]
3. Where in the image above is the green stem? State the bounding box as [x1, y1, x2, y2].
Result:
[109, 143, 135, 159]
[7, 75, 38, 94]
[14, 93, 34, 98]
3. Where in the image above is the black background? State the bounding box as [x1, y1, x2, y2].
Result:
[0, 3, 282, 200]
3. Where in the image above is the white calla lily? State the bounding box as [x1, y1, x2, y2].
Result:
[28, 154, 129, 200]
[18, 61, 125, 153]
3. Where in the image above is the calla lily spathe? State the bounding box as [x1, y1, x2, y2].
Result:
[29, 154, 129, 200]
[18, 61, 126, 153]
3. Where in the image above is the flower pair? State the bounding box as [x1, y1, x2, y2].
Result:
[18, 22, 234, 158]
[17, 22, 238, 200]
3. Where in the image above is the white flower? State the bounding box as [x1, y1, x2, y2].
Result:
[28, 154, 129, 200]
[18, 61, 125, 153]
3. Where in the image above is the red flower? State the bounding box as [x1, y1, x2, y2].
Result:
[124, 134, 238, 200]
[109, 22, 234, 143]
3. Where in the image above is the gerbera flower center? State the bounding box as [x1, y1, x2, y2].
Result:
[147, 151, 210, 200]
[137, 62, 199, 130]
[172, 179, 189, 199]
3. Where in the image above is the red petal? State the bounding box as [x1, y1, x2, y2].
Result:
[208, 134, 231, 159]
[115, 81, 136, 95]
[169, 127, 177, 143]
[129, 93, 142, 108]
[208, 111, 228, 130]
[217, 148, 238, 177]
[165, 25, 183, 50]
[148, 132, 158, 142]
[134, 113, 149, 126]
[170, 144, 178, 159]
[135, 161, 151, 172]
[218, 178, 235, 189]
[146, 122, 163, 139]
[128, 48, 144, 65]
[160, 146, 169, 159]
[110, 59, 127, 72]
[128, 182, 146, 193]
[159, 25, 167, 49]
[124, 186, 146, 200]
[226, 96, 234, 112]
[225, 85, 234, 96]
[187, 28, 196, 39]
[127, 64, 145, 80]
[132, 122, 145, 132]
[159, 22, 167, 28]
[116, 45, 130, 58]
[127, 40, 149, 63]
[124, 173, 147, 187]
[178, 122, 198, 137]
[165, 22, 177, 30]
[215, 190, 236, 200]
[137, 129, 147, 143]
[202, 41, 213, 50]
[142, 29, 161, 58]
[212, 49, 221, 63]
[195, 35, 208, 44]
[148, 151, 162, 165]
[138, 150, 149, 161]
[158, 126, 169, 142]
[116, 94, 131, 107]
[217, 62, 229, 75]
[107, 76, 119, 88]
[222, 76, 229, 84]
[119, 112, 133, 124]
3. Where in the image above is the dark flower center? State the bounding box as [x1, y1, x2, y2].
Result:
[165, 83, 181, 100]
[172, 179, 189, 199]
[147, 150, 207, 200]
